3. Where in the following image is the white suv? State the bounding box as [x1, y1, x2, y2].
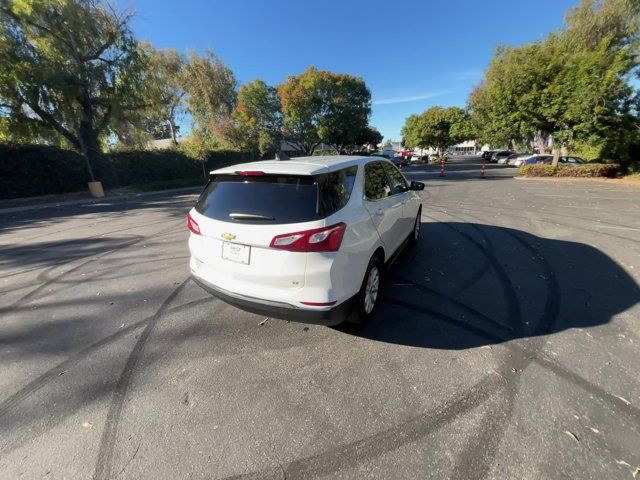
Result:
[188, 155, 424, 325]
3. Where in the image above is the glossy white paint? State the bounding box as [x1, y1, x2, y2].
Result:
[188, 156, 422, 313]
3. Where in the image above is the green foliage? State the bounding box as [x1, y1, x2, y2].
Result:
[217, 79, 282, 158]
[133, 43, 188, 146]
[569, 140, 604, 160]
[182, 49, 237, 153]
[401, 106, 470, 152]
[277, 67, 372, 154]
[0, 0, 151, 180]
[469, 0, 640, 158]
[0, 143, 248, 199]
[354, 126, 383, 150]
[518, 163, 619, 177]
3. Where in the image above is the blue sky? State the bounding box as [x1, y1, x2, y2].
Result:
[130, 0, 577, 141]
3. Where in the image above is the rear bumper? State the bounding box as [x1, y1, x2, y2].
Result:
[192, 275, 356, 325]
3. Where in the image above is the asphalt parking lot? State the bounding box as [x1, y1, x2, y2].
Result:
[1, 157, 639, 479]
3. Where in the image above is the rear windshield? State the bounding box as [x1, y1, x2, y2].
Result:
[195, 166, 358, 224]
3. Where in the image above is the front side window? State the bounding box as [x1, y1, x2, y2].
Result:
[383, 162, 407, 195]
[364, 162, 392, 200]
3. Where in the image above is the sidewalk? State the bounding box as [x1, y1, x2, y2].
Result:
[0, 186, 203, 215]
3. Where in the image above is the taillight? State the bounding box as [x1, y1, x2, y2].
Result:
[187, 212, 201, 235]
[235, 171, 264, 176]
[270, 223, 346, 252]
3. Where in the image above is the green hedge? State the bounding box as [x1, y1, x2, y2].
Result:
[0, 144, 251, 199]
[518, 163, 619, 178]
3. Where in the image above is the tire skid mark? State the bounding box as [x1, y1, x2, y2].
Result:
[1, 216, 182, 256]
[92, 277, 191, 480]
[0, 296, 213, 421]
[388, 274, 514, 336]
[387, 294, 640, 420]
[223, 373, 507, 480]
[0, 216, 184, 279]
[1, 221, 185, 316]
[428, 203, 640, 245]
[422, 213, 524, 336]
[451, 227, 560, 478]
[430, 200, 638, 233]
[0, 236, 143, 315]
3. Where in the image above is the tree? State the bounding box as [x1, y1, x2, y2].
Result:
[218, 79, 282, 158]
[277, 67, 372, 155]
[182, 49, 237, 153]
[316, 72, 371, 153]
[0, 0, 150, 181]
[353, 126, 383, 151]
[401, 106, 470, 153]
[140, 43, 187, 145]
[468, 0, 640, 165]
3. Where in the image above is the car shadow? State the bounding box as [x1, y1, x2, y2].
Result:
[335, 221, 640, 350]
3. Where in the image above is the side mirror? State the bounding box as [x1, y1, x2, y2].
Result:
[410, 181, 425, 191]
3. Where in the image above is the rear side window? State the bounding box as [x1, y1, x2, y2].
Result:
[195, 166, 358, 224]
[318, 166, 358, 217]
[364, 162, 392, 200]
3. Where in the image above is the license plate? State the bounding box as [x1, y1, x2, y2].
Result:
[222, 242, 250, 265]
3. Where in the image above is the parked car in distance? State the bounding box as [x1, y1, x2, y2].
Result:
[481, 150, 495, 160]
[188, 155, 425, 326]
[559, 156, 586, 166]
[391, 156, 407, 167]
[506, 153, 527, 166]
[410, 154, 427, 163]
[492, 150, 514, 164]
[511, 154, 554, 167]
[370, 153, 392, 159]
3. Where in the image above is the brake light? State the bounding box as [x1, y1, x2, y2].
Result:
[270, 223, 346, 252]
[235, 171, 264, 176]
[187, 212, 201, 235]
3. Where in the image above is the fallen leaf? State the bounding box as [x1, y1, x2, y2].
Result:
[615, 395, 632, 406]
[564, 431, 579, 442]
[82, 422, 93, 430]
[633, 467, 640, 479]
[617, 460, 631, 467]
[258, 317, 269, 326]
[587, 426, 600, 434]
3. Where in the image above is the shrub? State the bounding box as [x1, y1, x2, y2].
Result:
[0, 144, 253, 199]
[518, 163, 619, 178]
[0, 144, 88, 199]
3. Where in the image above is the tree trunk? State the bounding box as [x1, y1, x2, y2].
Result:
[552, 147, 561, 167]
[537, 134, 546, 154]
[77, 124, 99, 182]
[169, 121, 178, 145]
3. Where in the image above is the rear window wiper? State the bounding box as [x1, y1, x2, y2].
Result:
[229, 213, 275, 221]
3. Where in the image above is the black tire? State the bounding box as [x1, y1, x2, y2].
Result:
[352, 255, 383, 325]
[408, 208, 421, 246]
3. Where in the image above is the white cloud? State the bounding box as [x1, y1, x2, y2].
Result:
[372, 90, 451, 106]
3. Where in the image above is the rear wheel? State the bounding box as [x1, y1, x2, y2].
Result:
[408, 208, 421, 246]
[353, 255, 383, 325]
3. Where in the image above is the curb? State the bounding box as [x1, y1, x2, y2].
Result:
[0, 186, 203, 215]
[514, 176, 640, 187]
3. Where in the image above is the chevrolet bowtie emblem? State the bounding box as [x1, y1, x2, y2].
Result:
[221, 233, 236, 241]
